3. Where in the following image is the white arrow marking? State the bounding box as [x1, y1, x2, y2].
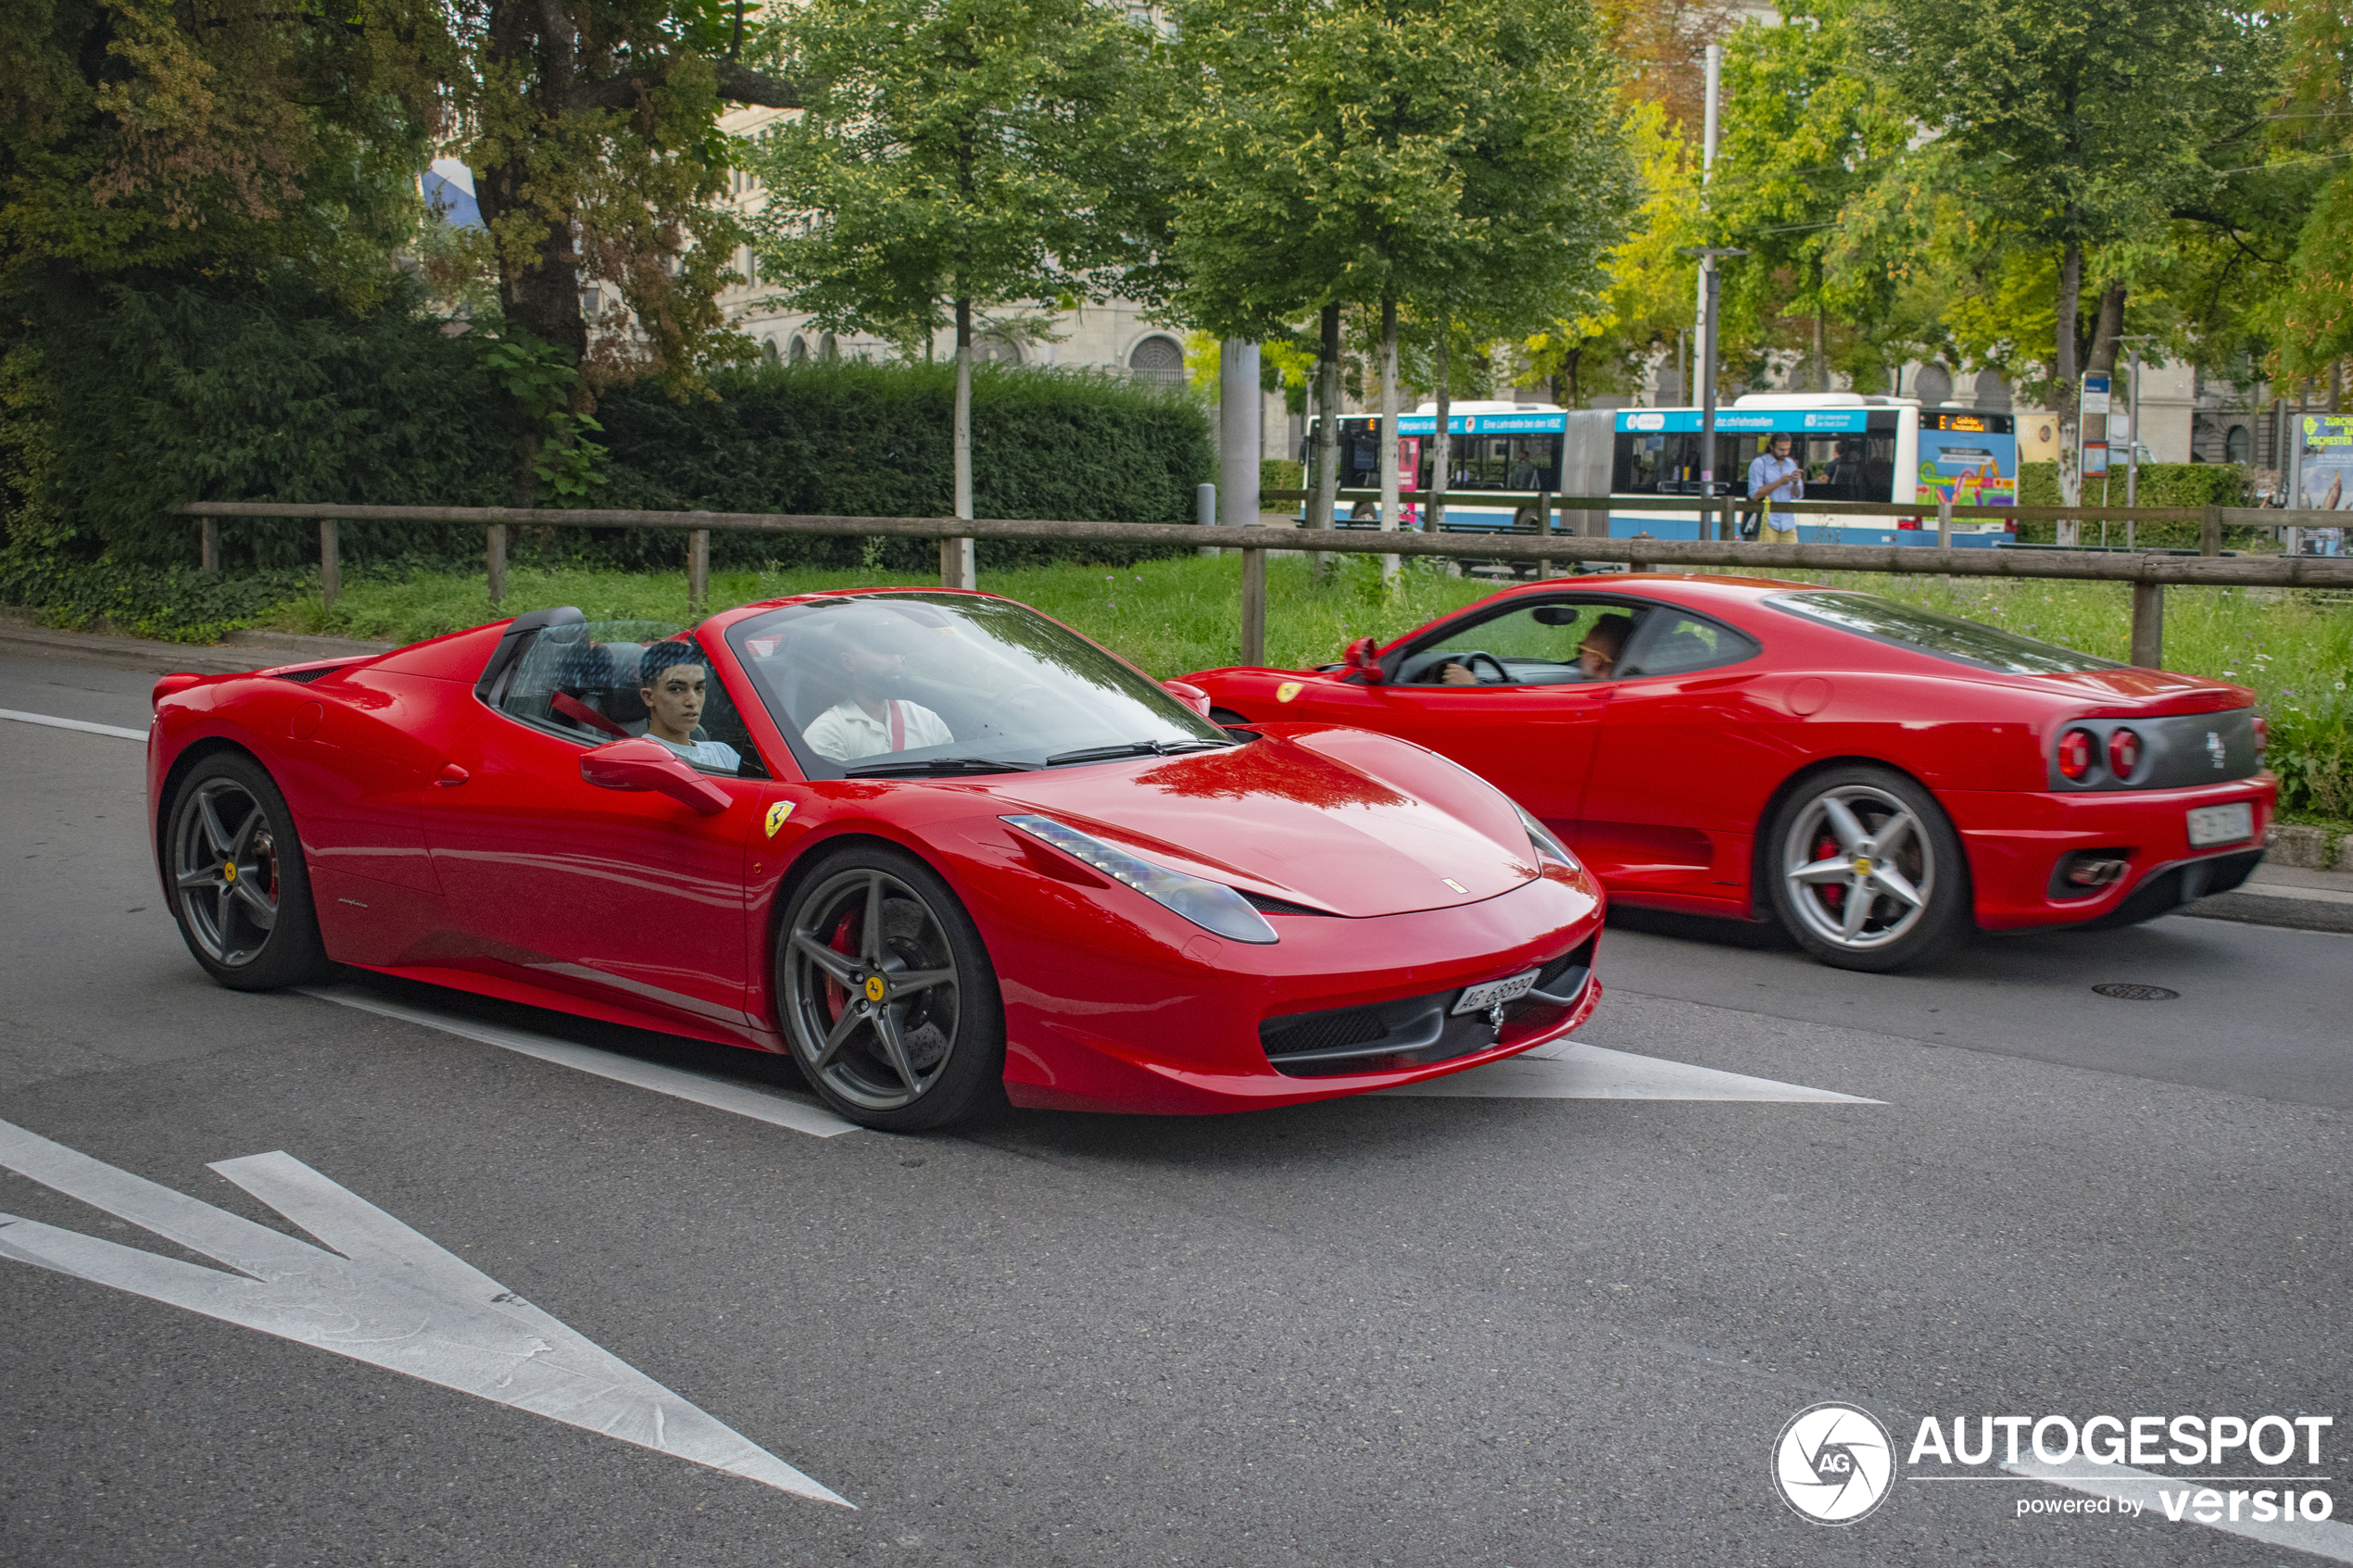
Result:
[0, 1118, 849, 1505]
[1379, 1041, 1879, 1102]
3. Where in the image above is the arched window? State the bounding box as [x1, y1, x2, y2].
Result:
[1971, 371, 2012, 411]
[788, 335, 809, 365]
[1912, 363, 1953, 408]
[973, 333, 1022, 365]
[761, 339, 780, 365]
[2225, 425, 2251, 464]
[1128, 334, 1185, 384]
[818, 332, 839, 362]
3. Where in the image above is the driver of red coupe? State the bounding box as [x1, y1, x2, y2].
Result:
[1435, 612, 1631, 685]
[801, 623, 955, 761]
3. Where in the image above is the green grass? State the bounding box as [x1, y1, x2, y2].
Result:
[246, 552, 2353, 827]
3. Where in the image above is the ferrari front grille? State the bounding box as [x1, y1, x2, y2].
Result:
[1259, 937, 1593, 1079]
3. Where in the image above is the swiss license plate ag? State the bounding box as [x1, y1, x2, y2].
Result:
[1453, 968, 1540, 1016]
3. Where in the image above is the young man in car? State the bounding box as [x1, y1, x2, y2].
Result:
[638, 643, 744, 771]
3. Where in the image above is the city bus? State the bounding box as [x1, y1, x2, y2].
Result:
[1608, 393, 2018, 546]
[1304, 393, 2018, 546]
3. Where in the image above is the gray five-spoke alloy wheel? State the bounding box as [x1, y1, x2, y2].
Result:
[174, 776, 286, 966]
[777, 848, 1003, 1129]
[1768, 765, 1970, 972]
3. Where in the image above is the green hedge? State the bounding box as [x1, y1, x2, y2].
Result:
[587, 359, 1213, 573]
[17, 270, 514, 572]
[2011, 461, 2269, 548]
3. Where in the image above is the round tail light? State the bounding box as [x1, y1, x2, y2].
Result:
[2107, 728, 2142, 777]
[2057, 728, 2096, 782]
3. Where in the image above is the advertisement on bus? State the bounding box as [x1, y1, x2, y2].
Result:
[1916, 411, 2019, 508]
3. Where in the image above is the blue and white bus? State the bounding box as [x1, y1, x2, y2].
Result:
[1307, 393, 2019, 546]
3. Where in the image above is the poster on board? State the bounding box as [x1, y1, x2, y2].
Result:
[2296, 414, 2351, 554]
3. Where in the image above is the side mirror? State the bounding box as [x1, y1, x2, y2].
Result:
[1163, 679, 1212, 718]
[580, 737, 731, 816]
[1341, 635, 1386, 685]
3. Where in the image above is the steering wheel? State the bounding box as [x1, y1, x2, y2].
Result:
[1448, 651, 1511, 686]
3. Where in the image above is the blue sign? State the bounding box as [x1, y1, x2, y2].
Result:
[1616, 408, 1872, 434]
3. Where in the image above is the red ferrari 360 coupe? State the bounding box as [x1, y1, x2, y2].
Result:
[1185, 574, 2276, 972]
[148, 590, 1604, 1129]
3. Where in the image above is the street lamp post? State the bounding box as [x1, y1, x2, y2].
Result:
[2117, 335, 2157, 551]
[1680, 246, 1750, 540]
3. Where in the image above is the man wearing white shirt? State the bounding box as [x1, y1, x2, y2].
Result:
[1747, 432, 1805, 544]
[802, 640, 955, 761]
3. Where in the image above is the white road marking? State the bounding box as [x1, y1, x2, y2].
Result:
[1378, 1040, 1880, 1102]
[0, 708, 146, 741]
[2006, 1452, 2353, 1563]
[303, 985, 861, 1138]
[0, 1117, 849, 1504]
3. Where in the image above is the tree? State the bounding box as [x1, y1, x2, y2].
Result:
[1861, 0, 2279, 515]
[1170, 0, 1631, 568]
[1710, 0, 1908, 391]
[745, 0, 1151, 585]
[2261, 0, 2353, 399]
[442, 0, 806, 390]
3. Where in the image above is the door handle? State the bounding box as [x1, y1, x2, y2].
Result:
[435, 763, 471, 787]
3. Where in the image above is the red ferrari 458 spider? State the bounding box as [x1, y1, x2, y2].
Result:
[147, 589, 1604, 1129]
[1185, 574, 2276, 972]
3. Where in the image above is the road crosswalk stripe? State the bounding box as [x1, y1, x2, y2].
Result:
[1380, 1039, 1880, 1102]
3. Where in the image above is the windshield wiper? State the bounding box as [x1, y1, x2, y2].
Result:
[1044, 738, 1232, 767]
[842, 757, 1040, 778]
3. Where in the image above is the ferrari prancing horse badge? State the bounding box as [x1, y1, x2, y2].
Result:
[764, 800, 794, 838]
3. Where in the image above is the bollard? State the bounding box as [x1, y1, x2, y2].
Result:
[487, 523, 507, 608]
[2131, 581, 2164, 669]
[319, 519, 340, 610]
[1937, 495, 1953, 549]
[1197, 482, 1218, 558]
[687, 527, 711, 615]
[1239, 547, 1267, 666]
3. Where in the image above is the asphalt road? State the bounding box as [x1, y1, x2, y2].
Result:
[4, 653, 2350, 1568]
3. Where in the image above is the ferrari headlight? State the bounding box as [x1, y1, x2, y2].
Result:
[1515, 802, 1578, 870]
[1003, 814, 1277, 944]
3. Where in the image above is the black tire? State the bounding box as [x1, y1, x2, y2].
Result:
[1764, 764, 1972, 972]
[774, 843, 1006, 1132]
[166, 751, 331, 991]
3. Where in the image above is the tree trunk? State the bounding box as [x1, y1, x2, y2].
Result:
[1430, 325, 1451, 533]
[2054, 240, 2084, 533]
[1313, 303, 1340, 579]
[1812, 307, 1827, 392]
[473, 2, 588, 366]
[945, 295, 975, 589]
[1378, 296, 1400, 583]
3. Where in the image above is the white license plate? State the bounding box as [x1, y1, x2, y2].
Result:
[2186, 802, 2253, 847]
[1453, 968, 1541, 1016]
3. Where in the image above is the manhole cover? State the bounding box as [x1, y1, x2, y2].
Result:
[2093, 983, 2180, 1001]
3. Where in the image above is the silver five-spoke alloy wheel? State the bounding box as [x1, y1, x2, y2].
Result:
[1780, 783, 1935, 954]
[173, 777, 283, 966]
[782, 865, 965, 1114]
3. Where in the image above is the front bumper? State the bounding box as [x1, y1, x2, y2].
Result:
[990, 872, 1606, 1114]
[1943, 775, 2277, 931]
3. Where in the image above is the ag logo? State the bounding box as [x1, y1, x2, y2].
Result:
[1773, 1402, 1894, 1524]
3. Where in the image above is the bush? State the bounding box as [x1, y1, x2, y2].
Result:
[2011, 461, 2270, 549]
[18, 270, 512, 571]
[1260, 458, 1304, 495]
[585, 359, 1214, 573]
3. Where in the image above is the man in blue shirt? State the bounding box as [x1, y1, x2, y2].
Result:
[1747, 432, 1805, 544]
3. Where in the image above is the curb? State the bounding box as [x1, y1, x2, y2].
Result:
[2179, 888, 2353, 936]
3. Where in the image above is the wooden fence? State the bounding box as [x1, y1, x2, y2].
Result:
[178, 498, 2353, 671]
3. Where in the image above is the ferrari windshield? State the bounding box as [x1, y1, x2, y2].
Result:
[1767, 591, 2122, 676]
[726, 593, 1230, 778]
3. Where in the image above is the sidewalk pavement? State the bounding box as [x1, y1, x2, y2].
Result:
[3, 609, 2346, 935]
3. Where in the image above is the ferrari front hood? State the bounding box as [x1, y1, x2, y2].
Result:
[975, 728, 1539, 918]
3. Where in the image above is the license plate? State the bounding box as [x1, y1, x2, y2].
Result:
[2186, 802, 2253, 847]
[1453, 968, 1541, 1016]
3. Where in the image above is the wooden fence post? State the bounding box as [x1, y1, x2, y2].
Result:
[2131, 580, 2164, 669]
[2201, 505, 2222, 557]
[201, 518, 220, 575]
[1239, 546, 1267, 666]
[318, 518, 340, 610]
[940, 535, 976, 590]
[687, 527, 711, 614]
[486, 523, 507, 608]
